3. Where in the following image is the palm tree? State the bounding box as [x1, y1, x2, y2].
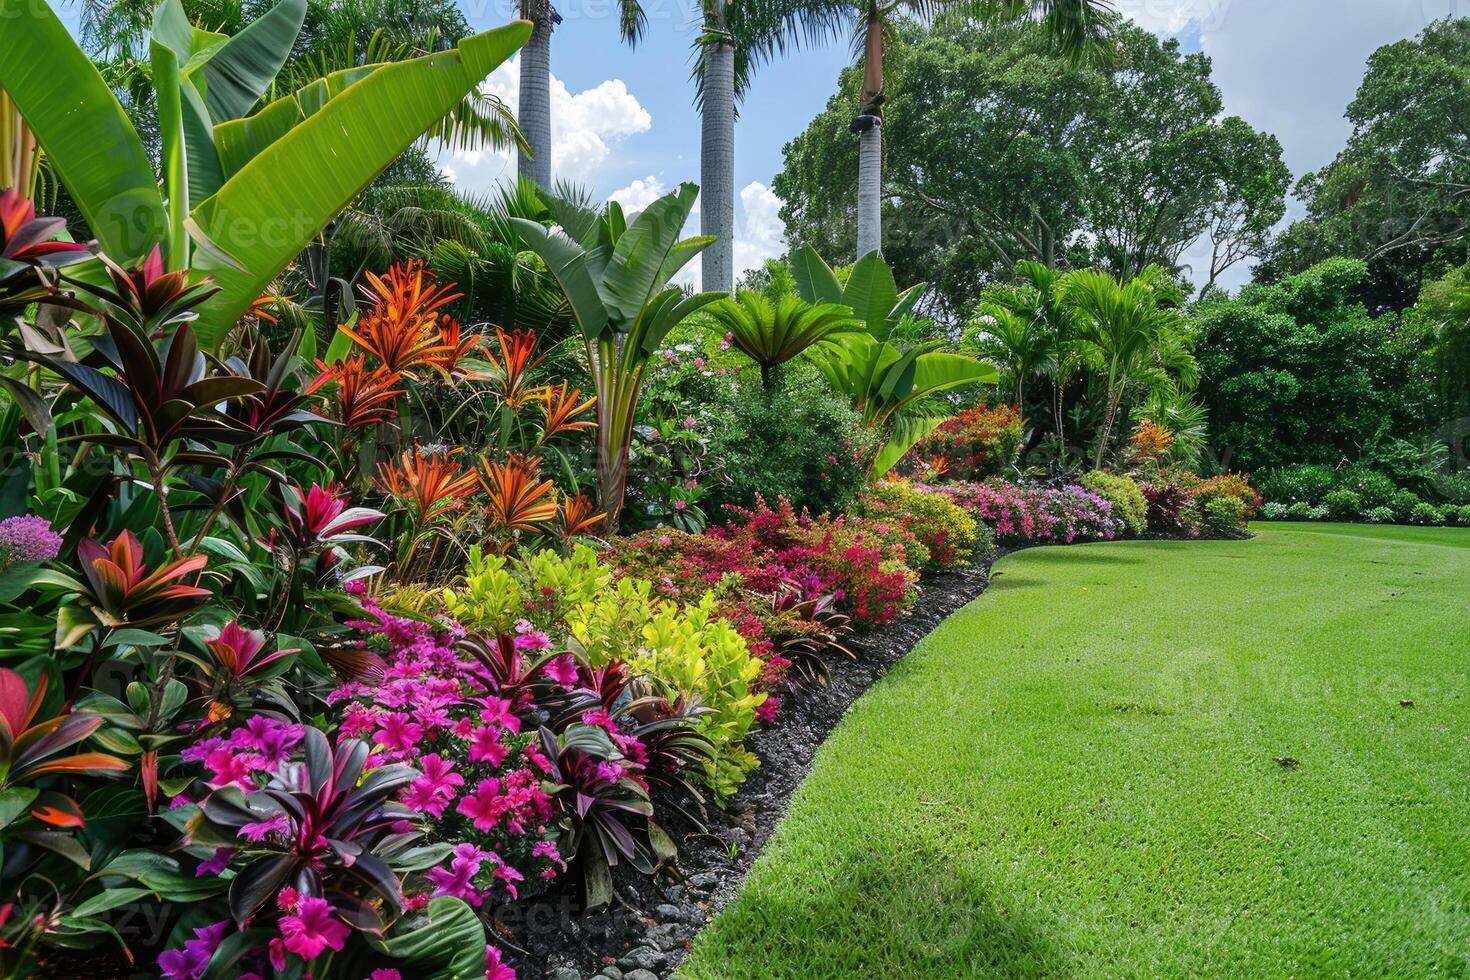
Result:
[1059, 265, 1197, 468]
[669, 0, 849, 291]
[849, 0, 1116, 258]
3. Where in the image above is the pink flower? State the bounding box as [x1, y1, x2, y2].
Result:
[277, 896, 350, 960]
[371, 971, 403, 980]
[457, 777, 506, 832]
[157, 920, 230, 980]
[374, 712, 424, 754]
[541, 655, 578, 688]
[277, 887, 300, 911]
[479, 695, 522, 733]
[468, 726, 508, 767]
[195, 847, 235, 877]
[486, 945, 517, 980]
[237, 813, 289, 842]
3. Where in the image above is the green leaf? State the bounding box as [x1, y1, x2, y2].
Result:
[842, 250, 900, 339]
[509, 217, 610, 339]
[0, 0, 165, 262]
[71, 887, 154, 918]
[189, 22, 532, 347]
[197, 0, 308, 122]
[0, 787, 39, 829]
[790, 244, 842, 305]
[378, 897, 487, 979]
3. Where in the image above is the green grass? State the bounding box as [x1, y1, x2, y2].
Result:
[680, 523, 1470, 978]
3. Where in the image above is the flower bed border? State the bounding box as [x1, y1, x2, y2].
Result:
[501, 559, 996, 980]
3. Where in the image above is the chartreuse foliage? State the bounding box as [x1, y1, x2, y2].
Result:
[685, 525, 1470, 977]
[0, 0, 530, 346]
[439, 545, 765, 798]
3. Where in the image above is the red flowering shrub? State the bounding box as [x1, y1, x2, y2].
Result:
[1142, 482, 1194, 534]
[902, 402, 1024, 480]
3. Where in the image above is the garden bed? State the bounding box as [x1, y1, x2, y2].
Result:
[499, 560, 996, 980]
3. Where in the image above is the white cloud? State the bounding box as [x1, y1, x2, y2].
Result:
[1113, 0, 1233, 34]
[608, 176, 669, 213]
[437, 55, 651, 192]
[733, 181, 787, 282]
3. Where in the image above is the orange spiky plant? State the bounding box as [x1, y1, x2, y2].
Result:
[429, 317, 486, 379]
[552, 492, 606, 541]
[536, 381, 597, 443]
[478, 452, 558, 540]
[315, 355, 404, 430]
[342, 261, 462, 374]
[374, 446, 479, 525]
[483, 326, 545, 409]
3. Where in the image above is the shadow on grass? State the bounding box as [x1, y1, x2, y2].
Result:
[699, 838, 1070, 978]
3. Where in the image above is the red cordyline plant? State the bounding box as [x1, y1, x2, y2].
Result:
[0, 669, 128, 822]
[0, 188, 91, 291]
[342, 261, 461, 374]
[74, 530, 211, 630]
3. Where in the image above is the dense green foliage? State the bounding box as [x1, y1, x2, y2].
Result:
[685, 524, 1470, 977]
[1194, 259, 1436, 472]
[775, 18, 1287, 317]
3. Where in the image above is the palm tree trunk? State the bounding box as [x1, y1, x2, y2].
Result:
[517, 1, 554, 189]
[700, 35, 735, 292]
[856, 121, 882, 257]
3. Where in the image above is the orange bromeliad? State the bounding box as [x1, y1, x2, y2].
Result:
[429, 317, 486, 379]
[553, 492, 606, 540]
[374, 446, 479, 524]
[343, 261, 462, 374]
[478, 453, 558, 536]
[536, 381, 597, 442]
[316, 355, 404, 430]
[484, 326, 545, 409]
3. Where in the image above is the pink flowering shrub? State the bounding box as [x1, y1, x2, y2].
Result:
[926, 481, 1123, 546]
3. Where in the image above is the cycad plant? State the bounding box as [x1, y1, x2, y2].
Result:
[509, 183, 723, 530]
[0, 0, 530, 348]
[707, 291, 857, 391]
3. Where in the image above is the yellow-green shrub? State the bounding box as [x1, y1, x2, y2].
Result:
[1082, 471, 1149, 536]
[854, 481, 984, 569]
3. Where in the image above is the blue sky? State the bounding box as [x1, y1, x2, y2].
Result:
[57, 0, 1470, 289]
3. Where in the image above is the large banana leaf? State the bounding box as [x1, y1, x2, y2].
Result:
[0, 0, 165, 262]
[600, 182, 700, 325]
[790, 244, 842, 305]
[213, 66, 378, 178]
[842, 250, 899, 339]
[510, 216, 611, 339]
[190, 21, 532, 346]
[872, 414, 948, 478]
[196, 0, 307, 121]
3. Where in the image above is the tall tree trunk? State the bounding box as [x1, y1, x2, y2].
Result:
[855, 15, 885, 259]
[517, 1, 554, 189]
[700, 36, 736, 292]
[856, 122, 882, 257]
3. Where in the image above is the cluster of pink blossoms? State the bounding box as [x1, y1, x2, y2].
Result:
[925, 481, 1121, 546]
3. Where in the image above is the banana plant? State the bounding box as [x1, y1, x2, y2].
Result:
[0, 0, 530, 348]
[810, 333, 998, 477]
[706, 290, 857, 391]
[509, 183, 723, 531]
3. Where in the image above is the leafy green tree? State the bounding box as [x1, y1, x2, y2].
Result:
[1195, 258, 1437, 472]
[775, 18, 1288, 319]
[1254, 18, 1470, 311]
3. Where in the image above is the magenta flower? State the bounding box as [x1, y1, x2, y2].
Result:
[194, 847, 235, 877]
[479, 695, 522, 732]
[468, 726, 508, 767]
[237, 813, 290, 842]
[278, 896, 350, 960]
[541, 655, 578, 688]
[486, 946, 517, 980]
[457, 777, 507, 832]
[373, 712, 424, 754]
[157, 920, 230, 980]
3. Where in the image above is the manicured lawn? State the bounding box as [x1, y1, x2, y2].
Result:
[681, 523, 1470, 978]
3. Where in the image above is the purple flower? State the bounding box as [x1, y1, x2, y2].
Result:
[0, 515, 61, 563]
[157, 920, 230, 980]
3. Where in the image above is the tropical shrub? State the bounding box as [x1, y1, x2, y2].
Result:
[1409, 502, 1445, 525]
[1082, 471, 1149, 536]
[1364, 506, 1396, 523]
[1204, 495, 1252, 531]
[854, 482, 985, 569]
[707, 371, 875, 515]
[1324, 488, 1363, 518]
[1285, 501, 1327, 520]
[904, 402, 1024, 480]
[928, 482, 1123, 546]
[1389, 489, 1423, 522]
[1142, 482, 1194, 534]
[1181, 472, 1262, 521]
[1442, 504, 1470, 526]
[1332, 467, 1398, 510]
[1259, 464, 1337, 506]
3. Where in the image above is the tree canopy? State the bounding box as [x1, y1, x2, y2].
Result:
[773, 18, 1289, 319]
